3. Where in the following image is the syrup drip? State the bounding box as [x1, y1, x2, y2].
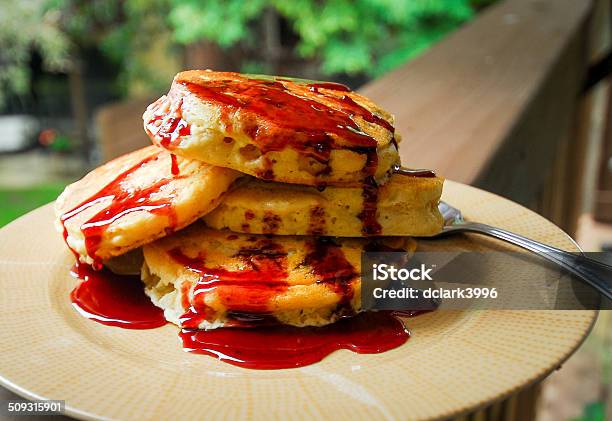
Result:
[70, 264, 167, 329]
[393, 165, 436, 178]
[358, 176, 383, 236]
[391, 136, 399, 151]
[356, 146, 379, 177]
[179, 311, 409, 369]
[168, 243, 289, 329]
[60, 153, 181, 267]
[146, 98, 191, 149]
[170, 154, 180, 175]
[304, 238, 358, 308]
[316, 93, 394, 134]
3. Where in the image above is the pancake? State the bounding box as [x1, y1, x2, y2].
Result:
[203, 173, 444, 237]
[55, 146, 241, 266]
[143, 70, 400, 187]
[142, 223, 416, 329]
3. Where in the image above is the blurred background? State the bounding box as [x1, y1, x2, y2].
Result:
[0, 1, 610, 420]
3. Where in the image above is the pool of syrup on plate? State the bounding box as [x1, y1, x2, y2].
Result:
[70, 238, 425, 370]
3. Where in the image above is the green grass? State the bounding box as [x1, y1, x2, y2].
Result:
[0, 184, 67, 227]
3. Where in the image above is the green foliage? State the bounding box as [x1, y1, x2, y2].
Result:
[282, 0, 473, 76]
[0, 0, 71, 106]
[166, 0, 474, 77]
[0, 0, 480, 106]
[169, 0, 266, 47]
[97, 0, 177, 94]
[573, 401, 607, 421]
[0, 184, 66, 227]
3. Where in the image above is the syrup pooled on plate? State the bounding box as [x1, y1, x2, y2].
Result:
[69, 254, 418, 369]
[70, 264, 167, 329]
[179, 311, 410, 370]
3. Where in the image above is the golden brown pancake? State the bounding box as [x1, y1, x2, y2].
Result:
[55, 146, 241, 266]
[142, 223, 416, 329]
[143, 70, 400, 186]
[203, 174, 444, 237]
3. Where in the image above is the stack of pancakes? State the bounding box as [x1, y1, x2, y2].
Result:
[56, 70, 444, 329]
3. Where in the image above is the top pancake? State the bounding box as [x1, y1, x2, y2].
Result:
[55, 146, 241, 266]
[143, 70, 400, 186]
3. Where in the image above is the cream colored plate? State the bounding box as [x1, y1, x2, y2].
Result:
[0, 181, 596, 420]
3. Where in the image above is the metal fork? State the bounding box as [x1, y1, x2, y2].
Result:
[430, 201, 612, 300]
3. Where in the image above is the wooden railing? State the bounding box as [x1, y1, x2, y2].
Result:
[361, 0, 596, 235]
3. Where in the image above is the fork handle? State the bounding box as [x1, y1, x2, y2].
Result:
[446, 222, 612, 301]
